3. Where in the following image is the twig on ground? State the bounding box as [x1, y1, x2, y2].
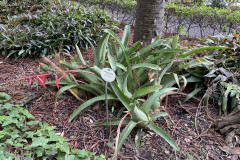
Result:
[172, 119, 182, 137]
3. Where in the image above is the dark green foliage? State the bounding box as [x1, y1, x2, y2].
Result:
[0, 92, 11, 102]
[211, 0, 226, 8]
[198, 31, 240, 66]
[165, 3, 240, 36]
[0, 92, 105, 160]
[183, 32, 240, 115]
[0, 0, 117, 59]
[76, 0, 136, 23]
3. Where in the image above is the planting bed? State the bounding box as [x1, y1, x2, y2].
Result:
[0, 28, 236, 159]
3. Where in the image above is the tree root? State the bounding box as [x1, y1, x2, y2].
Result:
[212, 105, 240, 144]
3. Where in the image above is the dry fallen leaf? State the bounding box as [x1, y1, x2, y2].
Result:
[184, 138, 191, 143]
[93, 104, 101, 111]
[74, 64, 88, 69]
[123, 141, 134, 150]
[60, 131, 64, 137]
[219, 146, 240, 155]
[148, 69, 156, 82]
[165, 149, 170, 154]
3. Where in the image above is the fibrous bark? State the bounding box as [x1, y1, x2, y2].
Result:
[133, 0, 165, 43]
[212, 105, 240, 144]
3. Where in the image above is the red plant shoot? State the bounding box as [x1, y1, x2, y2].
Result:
[25, 70, 94, 89]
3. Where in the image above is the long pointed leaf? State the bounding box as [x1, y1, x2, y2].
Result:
[104, 29, 126, 52]
[1, 33, 14, 43]
[132, 63, 161, 70]
[138, 39, 162, 54]
[95, 34, 109, 67]
[107, 43, 117, 71]
[180, 46, 229, 58]
[181, 75, 187, 91]
[116, 63, 127, 71]
[0, 24, 7, 32]
[59, 61, 98, 83]
[117, 120, 137, 153]
[141, 88, 177, 113]
[150, 112, 168, 120]
[183, 87, 203, 103]
[125, 41, 141, 56]
[95, 118, 130, 126]
[127, 68, 133, 93]
[55, 84, 78, 105]
[171, 35, 179, 49]
[83, 36, 96, 55]
[75, 44, 86, 65]
[110, 81, 131, 111]
[133, 85, 162, 99]
[173, 73, 180, 89]
[109, 38, 121, 59]
[121, 25, 130, 47]
[130, 49, 186, 63]
[123, 74, 132, 98]
[147, 121, 179, 151]
[68, 94, 117, 122]
[158, 63, 172, 84]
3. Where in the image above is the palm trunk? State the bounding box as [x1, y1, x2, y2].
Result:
[133, 0, 165, 43]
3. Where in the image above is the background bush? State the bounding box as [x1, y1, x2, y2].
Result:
[165, 3, 240, 37]
[0, 0, 117, 59]
[77, 0, 240, 38]
[76, 0, 136, 23]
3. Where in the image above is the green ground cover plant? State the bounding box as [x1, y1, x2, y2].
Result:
[0, 0, 117, 59]
[0, 92, 105, 160]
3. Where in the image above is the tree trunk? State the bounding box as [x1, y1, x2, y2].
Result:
[212, 105, 240, 144]
[133, 0, 165, 43]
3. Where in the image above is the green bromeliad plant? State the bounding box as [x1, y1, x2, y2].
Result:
[39, 25, 184, 152]
[59, 25, 183, 154]
[56, 25, 190, 121]
[39, 25, 229, 155]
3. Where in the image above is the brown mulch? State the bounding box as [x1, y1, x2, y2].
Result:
[0, 28, 235, 160]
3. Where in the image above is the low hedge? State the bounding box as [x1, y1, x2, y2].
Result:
[77, 0, 240, 37]
[165, 3, 240, 36]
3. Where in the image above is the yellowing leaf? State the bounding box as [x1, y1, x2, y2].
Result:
[196, 57, 205, 62]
